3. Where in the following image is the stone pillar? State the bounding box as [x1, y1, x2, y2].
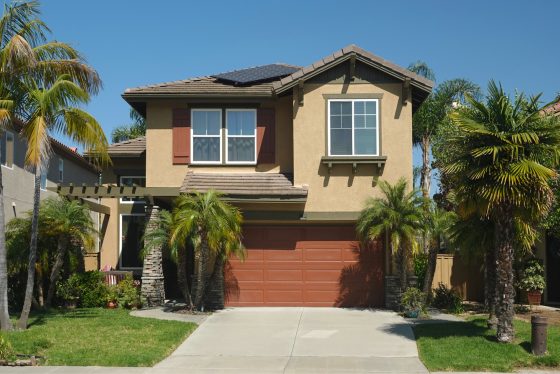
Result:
[141, 205, 165, 307]
[384, 275, 418, 311]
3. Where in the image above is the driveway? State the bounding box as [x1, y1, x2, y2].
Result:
[154, 307, 428, 374]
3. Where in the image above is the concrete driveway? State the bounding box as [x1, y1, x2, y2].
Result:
[154, 307, 428, 374]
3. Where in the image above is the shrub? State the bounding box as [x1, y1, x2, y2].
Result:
[413, 252, 428, 289]
[431, 283, 464, 313]
[517, 258, 546, 293]
[114, 275, 143, 309]
[401, 287, 426, 313]
[57, 271, 108, 308]
[0, 335, 14, 362]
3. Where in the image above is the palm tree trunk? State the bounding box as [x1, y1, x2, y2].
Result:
[35, 265, 44, 308]
[206, 257, 224, 309]
[494, 206, 515, 343]
[46, 236, 67, 308]
[0, 158, 11, 331]
[420, 135, 431, 199]
[194, 238, 209, 311]
[399, 247, 408, 292]
[177, 247, 193, 309]
[423, 238, 439, 296]
[485, 248, 498, 329]
[17, 167, 41, 330]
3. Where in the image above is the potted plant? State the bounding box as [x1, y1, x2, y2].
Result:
[517, 259, 546, 306]
[400, 287, 426, 318]
[106, 286, 118, 309]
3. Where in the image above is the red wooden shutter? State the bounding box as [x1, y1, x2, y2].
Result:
[257, 108, 275, 164]
[172, 108, 190, 164]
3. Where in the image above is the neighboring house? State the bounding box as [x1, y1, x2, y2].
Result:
[61, 45, 434, 308]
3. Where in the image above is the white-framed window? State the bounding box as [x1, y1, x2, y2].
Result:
[226, 109, 257, 164]
[1, 131, 14, 168]
[191, 109, 222, 164]
[119, 176, 146, 204]
[119, 214, 145, 269]
[40, 171, 47, 191]
[328, 99, 379, 156]
[58, 158, 64, 182]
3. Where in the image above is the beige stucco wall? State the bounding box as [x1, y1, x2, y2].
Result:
[293, 82, 412, 213]
[144, 97, 293, 188]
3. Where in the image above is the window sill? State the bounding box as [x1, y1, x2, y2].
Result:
[321, 156, 387, 174]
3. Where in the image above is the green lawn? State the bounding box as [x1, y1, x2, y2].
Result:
[2, 308, 197, 366]
[414, 317, 560, 372]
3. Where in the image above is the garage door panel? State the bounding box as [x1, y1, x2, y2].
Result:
[225, 225, 384, 307]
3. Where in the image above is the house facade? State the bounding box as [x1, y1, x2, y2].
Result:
[59, 45, 433, 308]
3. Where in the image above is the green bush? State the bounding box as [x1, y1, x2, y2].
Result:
[0, 335, 14, 362]
[517, 258, 546, 293]
[57, 271, 108, 308]
[111, 275, 142, 309]
[401, 287, 426, 313]
[413, 252, 428, 289]
[431, 283, 464, 313]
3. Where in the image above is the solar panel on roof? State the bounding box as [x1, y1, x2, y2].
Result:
[212, 64, 300, 85]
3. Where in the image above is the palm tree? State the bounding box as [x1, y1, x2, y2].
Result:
[356, 178, 425, 290]
[423, 203, 456, 295]
[16, 74, 108, 329]
[442, 81, 560, 343]
[111, 108, 145, 143]
[39, 198, 96, 307]
[171, 191, 243, 311]
[142, 209, 194, 309]
[0, 0, 101, 331]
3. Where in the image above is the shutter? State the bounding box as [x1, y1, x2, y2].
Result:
[257, 108, 276, 164]
[172, 108, 190, 164]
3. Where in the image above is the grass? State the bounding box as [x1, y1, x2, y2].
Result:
[414, 317, 560, 372]
[1, 308, 197, 366]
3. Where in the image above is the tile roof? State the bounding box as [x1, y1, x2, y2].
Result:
[106, 136, 146, 157]
[180, 172, 307, 198]
[544, 100, 560, 115]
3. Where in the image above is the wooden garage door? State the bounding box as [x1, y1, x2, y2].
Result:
[225, 225, 384, 307]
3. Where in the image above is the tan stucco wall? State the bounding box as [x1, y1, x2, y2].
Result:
[293, 82, 412, 213]
[144, 98, 293, 188]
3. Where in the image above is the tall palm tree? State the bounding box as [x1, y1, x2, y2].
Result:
[39, 198, 96, 307]
[111, 108, 145, 143]
[0, 0, 101, 331]
[356, 178, 424, 290]
[16, 74, 108, 329]
[171, 191, 243, 311]
[423, 203, 456, 295]
[142, 209, 194, 309]
[442, 81, 560, 343]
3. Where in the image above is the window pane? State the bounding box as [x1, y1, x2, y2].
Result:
[193, 111, 221, 135]
[355, 101, 365, 114]
[241, 111, 256, 135]
[340, 102, 352, 115]
[341, 115, 352, 129]
[330, 128, 352, 155]
[121, 215, 145, 268]
[40, 172, 47, 190]
[330, 101, 341, 115]
[355, 115, 365, 128]
[365, 114, 376, 128]
[355, 128, 377, 155]
[365, 101, 376, 114]
[227, 110, 255, 136]
[121, 176, 146, 202]
[330, 115, 341, 129]
[228, 138, 255, 162]
[193, 137, 220, 162]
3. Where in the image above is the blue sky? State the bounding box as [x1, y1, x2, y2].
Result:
[13, 0, 560, 186]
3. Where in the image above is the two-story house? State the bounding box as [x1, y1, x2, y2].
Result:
[57, 45, 433, 308]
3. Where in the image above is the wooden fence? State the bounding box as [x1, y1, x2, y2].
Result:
[432, 254, 484, 302]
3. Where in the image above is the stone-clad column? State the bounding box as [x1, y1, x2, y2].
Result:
[141, 205, 165, 306]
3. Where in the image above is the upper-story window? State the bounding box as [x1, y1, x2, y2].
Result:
[226, 109, 256, 164]
[328, 99, 378, 156]
[1, 131, 14, 168]
[120, 176, 146, 203]
[58, 158, 64, 182]
[192, 109, 222, 164]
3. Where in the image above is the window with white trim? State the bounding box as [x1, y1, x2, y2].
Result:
[226, 109, 256, 163]
[192, 109, 222, 163]
[40, 171, 47, 191]
[328, 99, 379, 156]
[120, 214, 145, 269]
[58, 158, 64, 182]
[1, 131, 14, 168]
[119, 176, 146, 203]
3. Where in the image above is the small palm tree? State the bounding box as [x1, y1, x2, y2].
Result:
[111, 108, 145, 143]
[142, 209, 194, 309]
[442, 81, 560, 342]
[422, 204, 457, 295]
[39, 198, 97, 307]
[17, 74, 108, 329]
[171, 191, 243, 311]
[357, 178, 425, 290]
